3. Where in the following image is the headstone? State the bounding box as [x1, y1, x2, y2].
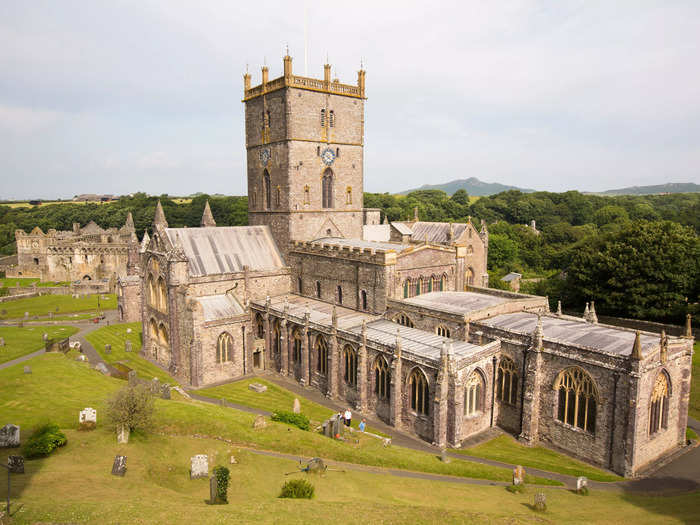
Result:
[111, 455, 127, 476]
[49, 312, 53, 319]
[252, 415, 266, 429]
[293, 398, 301, 414]
[76, 354, 87, 362]
[190, 454, 208, 479]
[79, 408, 97, 430]
[24, 312, 29, 318]
[104, 344, 111, 354]
[513, 465, 525, 486]
[248, 382, 267, 393]
[117, 424, 129, 444]
[55, 306, 59, 312]
[441, 449, 451, 463]
[128, 370, 138, 386]
[331, 415, 343, 438]
[209, 475, 218, 503]
[151, 378, 160, 394]
[125, 340, 132, 352]
[534, 492, 546, 512]
[7, 455, 24, 474]
[229, 456, 237, 464]
[577, 476, 588, 493]
[160, 384, 171, 400]
[42, 333, 49, 341]
[322, 420, 330, 437]
[126, 328, 132, 334]
[23, 366, 31, 374]
[96, 363, 109, 375]
[0, 337, 4, 346]
[0, 424, 20, 448]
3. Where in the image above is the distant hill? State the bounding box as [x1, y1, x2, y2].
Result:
[399, 177, 536, 196]
[599, 183, 700, 195]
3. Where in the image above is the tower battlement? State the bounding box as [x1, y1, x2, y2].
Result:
[243, 55, 366, 101]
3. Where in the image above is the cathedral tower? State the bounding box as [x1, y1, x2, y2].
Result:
[243, 55, 366, 253]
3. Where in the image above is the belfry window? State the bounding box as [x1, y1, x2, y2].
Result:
[320, 109, 326, 127]
[329, 110, 335, 127]
[346, 186, 352, 205]
[263, 170, 271, 210]
[555, 367, 598, 433]
[316, 280, 321, 298]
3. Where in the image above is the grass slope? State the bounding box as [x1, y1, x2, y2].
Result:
[455, 434, 622, 482]
[0, 277, 70, 288]
[0, 293, 116, 319]
[0, 324, 79, 364]
[85, 322, 177, 385]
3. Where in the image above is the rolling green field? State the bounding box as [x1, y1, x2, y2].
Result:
[454, 434, 622, 482]
[0, 293, 116, 319]
[85, 322, 178, 385]
[0, 324, 79, 364]
[0, 277, 71, 288]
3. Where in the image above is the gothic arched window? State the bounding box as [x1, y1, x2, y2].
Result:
[649, 371, 670, 435]
[273, 321, 280, 355]
[255, 313, 264, 340]
[403, 279, 410, 298]
[395, 313, 414, 328]
[360, 290, 368, 311]
[316, 335, 328, 375]
[465, 268, 475, 287]
[436, 325, 450, 338]
[464, 370, 484, 416]
[409, 368, 429, 415]
[497, 357, 518, 405]
[263, 170, 271, 210]
[344, 345, 357, 386]
[374, 356, 390, 400]
[440, 274, 447, 291]
[555, 367, 598, 433]
[157, 276, 167, 312]
[158, 323, 169, 348]
[217, 332, 233, 363]
[293, 329, 302, 363]
[322, 169, 334, 209]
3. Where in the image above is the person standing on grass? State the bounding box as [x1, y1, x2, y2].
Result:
[344, 408, 352, 427]
[359, 419, 366, 432]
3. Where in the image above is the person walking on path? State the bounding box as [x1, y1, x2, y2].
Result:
[344, 408, 352, 427]
[359, 419, 366, 432]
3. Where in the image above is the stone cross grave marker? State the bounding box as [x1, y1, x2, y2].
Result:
[513, 465, 525, 486]
[8, 455, 24, 474]
[79, 408, 97, 430]
[190, 455, 208, 479]
[117, 424, 129, 444]
[534, 492, 546, 512]
[23, 366, 31, 374]
[577, 476, 588, 493]
[0, 425, 20, 448]
[111, 455, 127, 476]
[125, 340, 132, 352]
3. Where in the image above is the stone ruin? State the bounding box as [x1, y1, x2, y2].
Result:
[0, 424, 20, 448]
[322, 414, 344, 439]
[190, 455, 208, 479]
[79, 407, 97, 430]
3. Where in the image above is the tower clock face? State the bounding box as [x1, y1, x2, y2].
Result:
[259, 148, 271, 166]
[321, 147, 336, 166]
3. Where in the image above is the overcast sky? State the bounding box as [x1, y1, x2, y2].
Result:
[1, 1, 699, 199]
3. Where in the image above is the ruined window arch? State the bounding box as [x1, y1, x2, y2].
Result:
[394, 313, 414, 328]
[315, 335, 328, 375]
[374, 356, 390, 400]
[409, 368, 430, 416]
[344, 345, 357, 387]
[217, 332, 233, 363]
[147, 275, 156, 307]
[465, 268, 475, 287]
[157, 276, 167, 312]
[649, 370, 670, 436]
[497, 357, 518, 406]
[322, 168, 334, 209]
[464, 370, 484, 416]
[158, 323, 169, 348]
[149, 318, 158, 341]
[554, 367, 598, 433]
[436, 325, 450, 338]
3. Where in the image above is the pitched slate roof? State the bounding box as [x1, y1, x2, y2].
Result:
[164, 226, 285, 276]
[396, 221, 469, 244]
[197, 294, 245, 321]
[402, 291, 510, 315]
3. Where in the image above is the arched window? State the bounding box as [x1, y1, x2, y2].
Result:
[263, 170, 271, 210]
[374, 357, 390, 400]
[440, 274, 447, 291]
[157, 276, 167, 312]
[436, 325, 450, 338]
[416, 277, 422, 296]
[649, 371, 670, 435]
[322, 169, 334, 208]
[346, 186, 352, 205]
[464, 370, 483, 416]
[315, 280, 322, 298]
[217, 332, 233, 363]
[320, 108, 326, 127]
[497, 357, 518, 405]
[467, 245, 473, 255]
[149, 318, 158, 341]
[344, 345, 357, 386]
[298, 277, 303, 293]
[465, 268, 475, 287]
[360, 290, 368, 311]
[422, 277, 430, 294]
[316, 335, 328, 375]
[293, 329, 302, 363]
[337, 285, 343, 305]
[432, 275, 440, 292]
[409, 368, 429, 416]
[158, 323, 169, 348]
[403, 279, 410, 299]
[303, 185, 310, 205]
[395, 313, 414, 328]
[555, 367, 598, 433]
[255, 313, 264, 340]
[147, 275, 156, 307]
[273, 320, 280, 355]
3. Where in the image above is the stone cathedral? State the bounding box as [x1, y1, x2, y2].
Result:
[118, 55, 694, 477]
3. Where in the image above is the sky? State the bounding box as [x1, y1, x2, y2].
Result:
[1, 1, 699, 199]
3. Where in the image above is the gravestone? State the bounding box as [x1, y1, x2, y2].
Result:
[0, 337, 4, 346]
[55, 306, 59, 312]
[111, 455, 127, 476]
[42, 333, 48, 341]
[125, 340, 132, 352]
[126, 328, 132, 334]
[190, 455, 208, 479]
[79, 408, 97, 430]
[160, 384, 171, 400]
[8, 455, 24, 474]
[209, 476, 218, 503]
[49, 312, 53, 319]
[331, 415, 343, 438]
[577, 476, 588, 493]
[440, 449, 451, 463]
[128, 370, 138, 386]
[322, 420, 330, 437]
[248, 382, 267, 393]
[76, 354, 87, 362]
[229, 456, 237, 464]
[104, 344, 111, 354]
[151, 378, 160, 394]
[117, 424, 129, 444]
[0, 424, 20, 448]
[96, 363, 109, 375]
[24, 312, 29, 318]
[252, 415, 266, 429]
[534, 492, 546, 512]
[513, 465, 525, 486]
[23, 366, 31, 374]
[292, 398, 301, 414]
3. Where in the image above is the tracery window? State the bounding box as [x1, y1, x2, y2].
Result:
[395, 313, 414, 328]
[217, 332, 233, 363]
[293, 329, 302, 363]
[555, 367, 598, 433]
[409, 368, 429, 416]
[649, 371, 670, 435]
[436, 325, 450, 338]
[158, 323, 169, 348]
[497, 357, 518, 405]
[464, 371, 483, 416]
[316, 335, 328, 375]
[374, 357, 390, 400]
[157, 276, 167, 312]
[147, 275, 156, 307]
[344, 345, 357, 386]
[255, 313, 264, 340]
[149, 318, 158, 341]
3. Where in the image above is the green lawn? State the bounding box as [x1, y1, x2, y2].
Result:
[0, 324, 80, 364]
[0, 293, 116, 319]
[84, 322, 178, 385]
[0, 277, 70, 288]
[453, 434, 623, 482]
[690, 341, 700, 421]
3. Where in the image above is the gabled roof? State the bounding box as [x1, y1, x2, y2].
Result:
[501, 272, 522, 282]
[164, 226, 285, 276]
[392, 222, 413, 235]
[396, 221, 469, 244]
[197, 294, 245, 321]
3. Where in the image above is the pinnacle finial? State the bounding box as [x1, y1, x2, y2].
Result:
[556, 300, 562, 316]
[686, 314, 693, 338]
[533, 313, 543, 350]
[632, 331, 643, 360]
[124, 211, 135, 230]
[332, 303, 338, 328]
[583, 302, 590, 322]
[153, 200, 168, 228]
[200, 200, 216, 227]
[589, 301, 598, 324]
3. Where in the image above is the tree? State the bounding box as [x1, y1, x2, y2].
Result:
[106, 384, 155, 432]
[451, 189, 470, 205]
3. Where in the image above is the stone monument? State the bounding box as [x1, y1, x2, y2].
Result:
[79, 408, 97, 430]
[111, 455, 127, 476]
[0, 424, 20, 448]
[190, 455, 208, 479]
